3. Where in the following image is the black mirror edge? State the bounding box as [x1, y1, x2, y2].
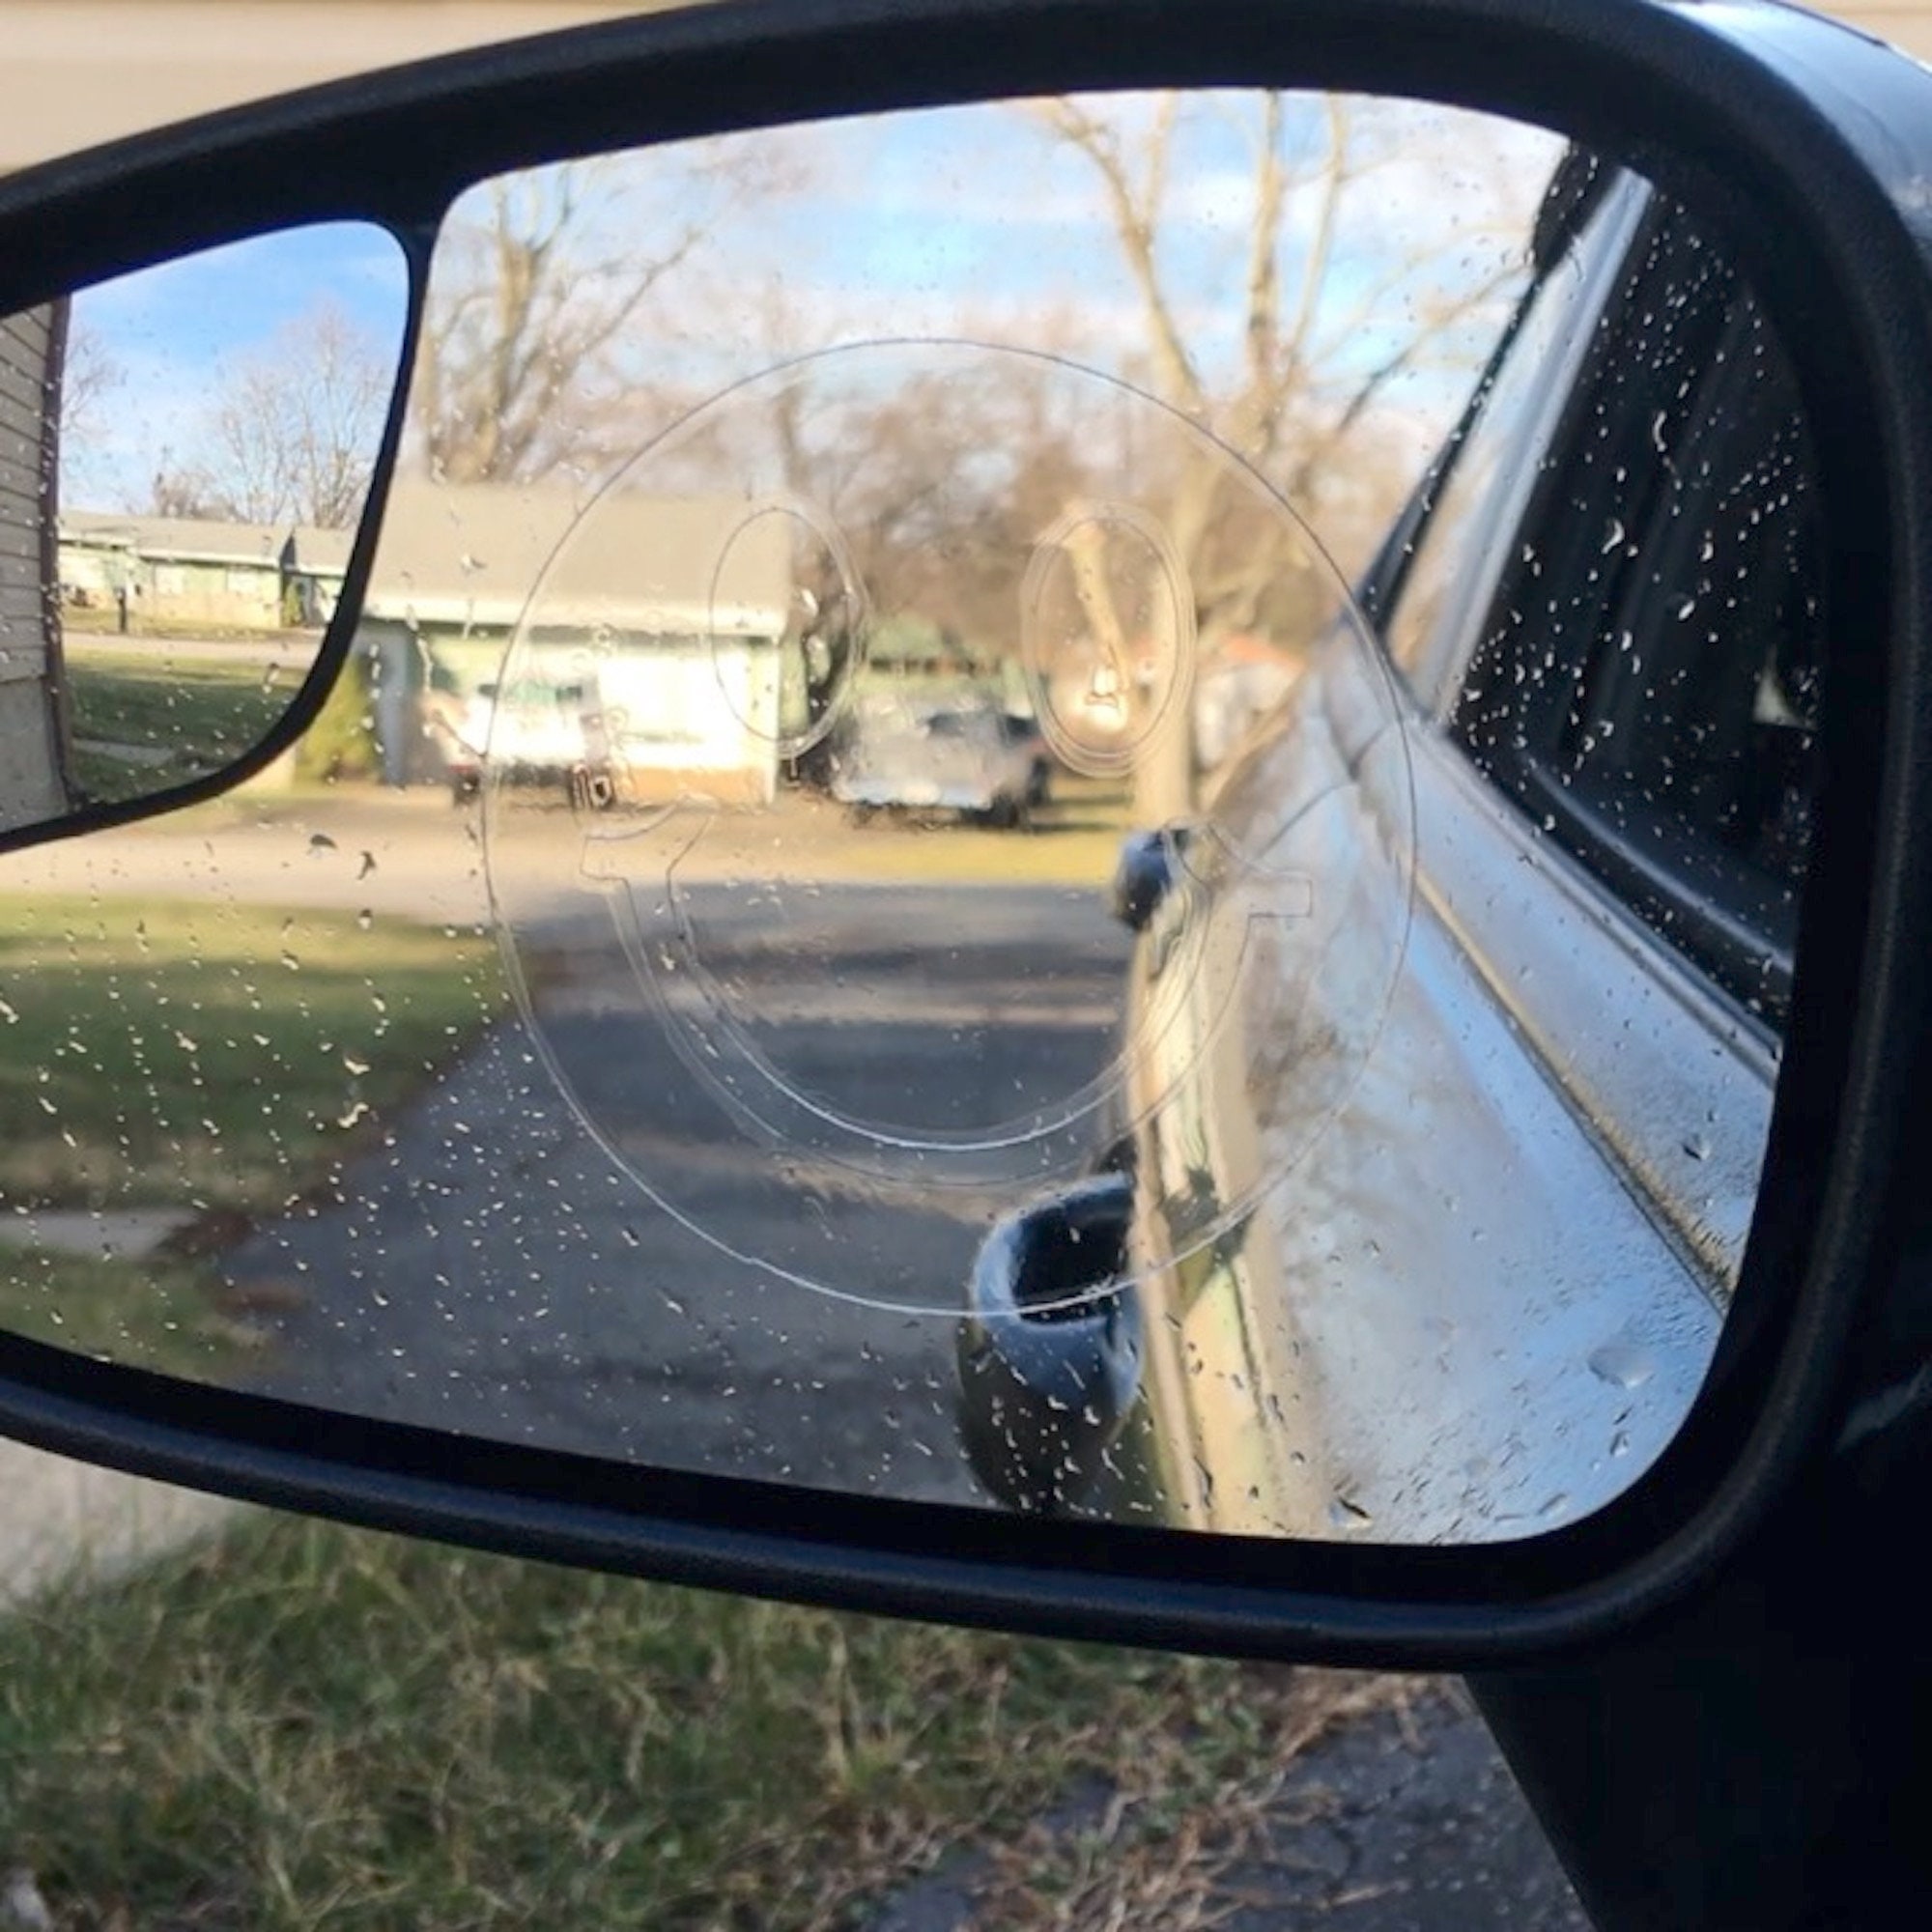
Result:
[4, 0, 1932, 1670]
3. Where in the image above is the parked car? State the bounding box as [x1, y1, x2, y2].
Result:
[436, 676, 590, 804]
[830, 695, 1052, 828]
[959, 155, 1807, 1541]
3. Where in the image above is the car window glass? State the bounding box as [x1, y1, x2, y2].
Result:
[1379, 185, 1635, 708]
[1457, 217, 1821, 1024]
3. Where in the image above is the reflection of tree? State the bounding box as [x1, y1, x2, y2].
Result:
[644, 353, 1094, 641]
[1036, 94, 1531, 557]
[1031, 92, 1543, 810]
[149, 300, 390, 526]
[412, 151, 792, 485]
[56, 314, 123, 457]
[808, 367, 1097, 652]
[413, 164, 694, 483]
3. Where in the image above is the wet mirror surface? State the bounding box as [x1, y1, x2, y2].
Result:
[0, 95, 1813, 1543]
[0, 225, 407, 828]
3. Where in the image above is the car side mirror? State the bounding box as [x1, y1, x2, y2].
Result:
[1, 0, 1929, 1674]
[1110, 826, 1193, 932]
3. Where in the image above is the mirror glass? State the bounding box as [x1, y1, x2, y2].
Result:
[0, 96, 1813, 1545]
[0, 224, 408, 826]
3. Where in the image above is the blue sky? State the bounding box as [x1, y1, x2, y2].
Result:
[58, 90, 1561, 520]
[588, 90, 1561, 408]
[63, 220, 408, 513]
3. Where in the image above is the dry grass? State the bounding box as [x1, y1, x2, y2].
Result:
[0, 1512, 1407, 1932]
[967, 1671, 1429, 1929]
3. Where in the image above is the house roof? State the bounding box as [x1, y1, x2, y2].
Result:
[59, 511, 287, 568]
[359, 479, 794, 636]
[285, 526, 355, 577]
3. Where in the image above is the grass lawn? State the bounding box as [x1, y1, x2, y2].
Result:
[0, 827, 1416, 1932]
[0, 895, 503, 1372]
[0, 1249, 266, 1379]
[0, 1510, 1405, 1931]
[63, 648, 301, 803]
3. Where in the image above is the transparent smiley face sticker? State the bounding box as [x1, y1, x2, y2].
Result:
[481, 340, 1413, 1313]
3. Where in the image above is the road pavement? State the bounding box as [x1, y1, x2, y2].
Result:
[227, 878, 1128, 1499]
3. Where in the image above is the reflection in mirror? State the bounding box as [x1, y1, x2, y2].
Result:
[0, 225, 407, 828]
[0, 96, 1811, 1548]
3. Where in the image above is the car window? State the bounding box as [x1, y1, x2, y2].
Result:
[1454, 213, 1822, 1025]
[1377, 178, 1642, 710]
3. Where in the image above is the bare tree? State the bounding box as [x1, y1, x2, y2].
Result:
[56, 311, 123, 457]
[146, 461, 224, 521]
[1037, 92, 1528, 580]
[202, 299, 391, 526]
[411, 157, 745, 486]
[1029, 91, 1546, 811]
[126, 301, 389, 526]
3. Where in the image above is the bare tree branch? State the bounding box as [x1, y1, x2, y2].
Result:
[145, 299, 390, 526]
[413, 156, 742, 485]
[1032, 99, 1207, 414]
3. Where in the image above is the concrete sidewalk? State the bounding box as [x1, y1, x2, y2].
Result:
[0, 1438, 231, 1606]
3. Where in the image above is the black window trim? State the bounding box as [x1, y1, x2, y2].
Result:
[1365, 177, 1651, 719]
[1443, 199, 1811, 1032]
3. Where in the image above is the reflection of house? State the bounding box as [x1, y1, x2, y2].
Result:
[357, 479, 793, 803]
[59, 512, 290, 630]
[282, 526, 355, 625]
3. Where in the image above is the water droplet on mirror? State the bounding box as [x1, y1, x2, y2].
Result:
[1587, 1338, 1656, 1391]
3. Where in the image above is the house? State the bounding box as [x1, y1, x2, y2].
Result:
[58, 512, 289, 631]
[282, 526, 355, 627]
[355, 478, 795, 802]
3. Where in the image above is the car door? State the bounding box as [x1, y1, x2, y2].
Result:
[1115, 174, 1822, 1544]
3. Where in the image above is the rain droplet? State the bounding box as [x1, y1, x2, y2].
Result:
[1587, 1338, 1656, 1390]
